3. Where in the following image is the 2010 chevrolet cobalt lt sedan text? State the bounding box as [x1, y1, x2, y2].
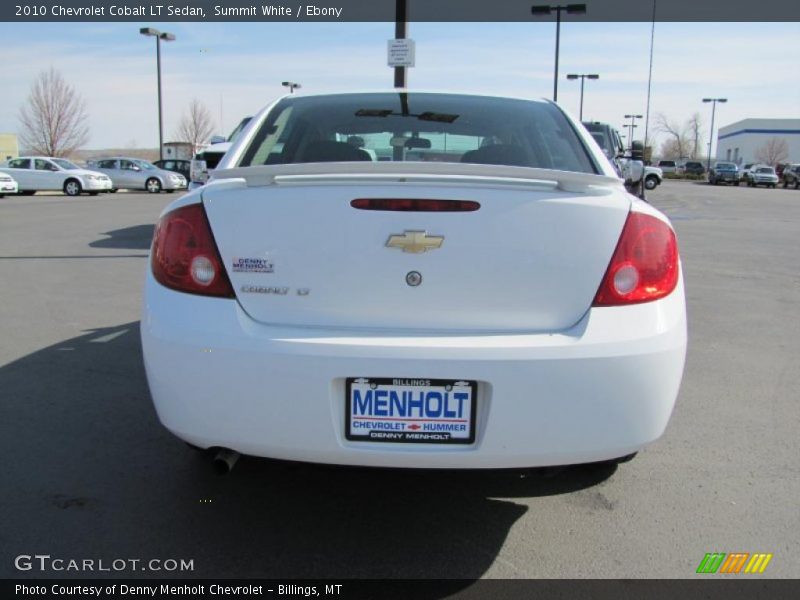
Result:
[141, 92, 687, 471]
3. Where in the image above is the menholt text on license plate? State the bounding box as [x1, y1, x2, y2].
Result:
[345, 378, 477, 444]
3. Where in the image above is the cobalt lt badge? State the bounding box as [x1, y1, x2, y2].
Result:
[406, 271, 422, 287]
[386, 230, 444, 254]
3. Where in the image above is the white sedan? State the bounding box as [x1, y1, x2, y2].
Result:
[0, 170, 18, 197]
[142, 92, 687, 473]
[1, 156, 112, 196]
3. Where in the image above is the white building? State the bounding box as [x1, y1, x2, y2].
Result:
[716, 119, 800, 166]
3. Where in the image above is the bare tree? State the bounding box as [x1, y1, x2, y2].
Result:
[754, 138, 789, 167]
[686, 112, 703, 159]
[655, 113, 691, 160]
[18, 67, 90, 157]
[175, 99, 215, 155]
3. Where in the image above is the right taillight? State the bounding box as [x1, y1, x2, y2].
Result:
[593, 211, 679, 306]
[151, 203, 234, 298]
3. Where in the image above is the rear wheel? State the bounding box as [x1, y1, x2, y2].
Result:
[20, 190, 36, 196]
[89, 191, 99, 196]
[644, 175, 658, 191]
[734, 181, 740, 186]
[146, 178, 162, 194]
[63, 179, 82, 197]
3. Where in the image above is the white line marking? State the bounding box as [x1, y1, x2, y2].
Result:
[89, 329, 128, 343]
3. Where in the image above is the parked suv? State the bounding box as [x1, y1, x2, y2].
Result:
[657, 160, 677, 174]
[747, 166, 779, 188]
[709, 162, 740, 186]
[683, 161, 705, 176]
[782, 164, 800, 189]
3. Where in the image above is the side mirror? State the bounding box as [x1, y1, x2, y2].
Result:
[209, 135, 226, 145]
[630, 141, 645, 161]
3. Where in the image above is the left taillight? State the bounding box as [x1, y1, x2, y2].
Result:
[151, 204, 235, 298]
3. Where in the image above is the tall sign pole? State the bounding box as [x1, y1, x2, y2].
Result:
[394, 0, 407, 88]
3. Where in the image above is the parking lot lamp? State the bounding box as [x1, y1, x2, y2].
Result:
[624, 114, 643, 152]
[566, 73, 598, 120]
[282, 81, 302, 94]
[140, 28, 175, 161]
[703, 98, 727, 170]
[531, 4, 587, 102]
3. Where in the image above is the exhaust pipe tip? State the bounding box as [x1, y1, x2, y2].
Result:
[213, 448, 241, 475]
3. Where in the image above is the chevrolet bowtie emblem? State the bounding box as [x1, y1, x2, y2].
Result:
[385, 230, 444, 254]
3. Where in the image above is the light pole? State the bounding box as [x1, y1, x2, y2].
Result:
[703, 98, 727, 170]
[531, 4, 587, 102]
[624, 114, 643, 151]
[140, 27, 175, 162]
[282, 81, 302, 94]
[566, 73, 598, 121]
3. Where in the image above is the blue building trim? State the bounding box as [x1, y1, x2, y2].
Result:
[719, 128, 800, 141]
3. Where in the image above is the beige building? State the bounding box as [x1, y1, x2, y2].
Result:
[0, 133, 19, 162]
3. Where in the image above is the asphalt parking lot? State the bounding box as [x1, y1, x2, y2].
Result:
[1, 180, 798, 580]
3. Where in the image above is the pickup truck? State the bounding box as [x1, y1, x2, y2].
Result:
[709, 162, 740, 186]
[582, 121, 647, 195]
[190, 116, 253, 188]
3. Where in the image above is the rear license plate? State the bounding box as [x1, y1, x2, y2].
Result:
[345, 378, 476, 444]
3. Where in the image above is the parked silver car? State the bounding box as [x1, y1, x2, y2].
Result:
[86, 157, 187, 193]
[0, 157, 112, 196]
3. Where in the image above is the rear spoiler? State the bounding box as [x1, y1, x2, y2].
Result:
[211, 162, 623, 194]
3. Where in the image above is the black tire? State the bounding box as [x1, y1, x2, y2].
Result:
[145, 177, 162, 194]
[644, 175, 658, 191]
[89, 192, 99, 196]
[783, 179, 789, 188]
[19, 190, 36, 196]
[110, 189, 118, 193]
[63, 179, 82, 197]
[795, 181, 799, 190]
[734, 181, 740, 186]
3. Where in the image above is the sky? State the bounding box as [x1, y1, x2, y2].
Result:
[1, 20, 798, 155]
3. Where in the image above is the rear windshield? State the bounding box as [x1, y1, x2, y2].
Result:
[238, 93, 597, 174]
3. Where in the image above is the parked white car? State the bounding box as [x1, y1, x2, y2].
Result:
[1, 157, 112, 196]
[0, 170, 19, 197]
[747, 165, 779, 188]
[142, 91, 687, 473]
[86, 157, 187, 193]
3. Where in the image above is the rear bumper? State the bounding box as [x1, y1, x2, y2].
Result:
[141, 272, 687, 469]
